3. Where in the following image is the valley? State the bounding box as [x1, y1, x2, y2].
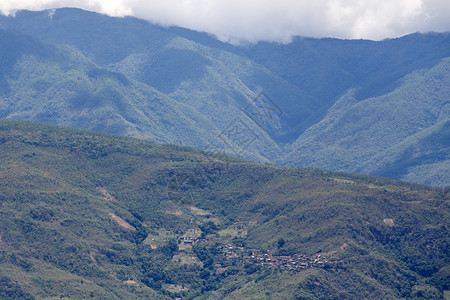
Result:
[0, 8, 448, 186]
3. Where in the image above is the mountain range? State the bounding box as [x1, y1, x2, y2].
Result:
[0, 7, 449, 187]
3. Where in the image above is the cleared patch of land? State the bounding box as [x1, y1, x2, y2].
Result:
[108, 213, 135, 230]
[97, 186, 116, 201]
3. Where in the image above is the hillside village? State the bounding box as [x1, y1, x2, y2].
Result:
[143, 221, 332, 273]
[220, 244, 331, 271]
[97, 191, 335, 275]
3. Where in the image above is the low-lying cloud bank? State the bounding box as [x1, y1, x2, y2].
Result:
[1, 0, 449, 43]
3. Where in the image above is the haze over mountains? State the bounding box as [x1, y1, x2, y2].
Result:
[0, 8, 449, 186]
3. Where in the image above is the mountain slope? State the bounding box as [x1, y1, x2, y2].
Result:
[0, 29, 222, 148]
[363, 119, 450, 187]
[0, 119, 448, 299]
[283, 57, 450, 185]
[0, 8, 449, 186]
[241, 33, 450, 104]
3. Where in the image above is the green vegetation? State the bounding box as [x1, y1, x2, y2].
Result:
[0, 119, 448, 299]
[283, 59, 450, 187]
[0, 9, 449, 186]
[0, 28, 216, 149]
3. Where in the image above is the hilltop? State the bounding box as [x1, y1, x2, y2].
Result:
[0, 119, 448, 299]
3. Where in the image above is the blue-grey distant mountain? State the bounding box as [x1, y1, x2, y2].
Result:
[0, 28, 217, 147]
[0, 8, 448, 186]
[281, 59, 450, 187]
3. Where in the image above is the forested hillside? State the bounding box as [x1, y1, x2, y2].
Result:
[0, 119, 448, 299]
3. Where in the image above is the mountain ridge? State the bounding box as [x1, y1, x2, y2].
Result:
[0, 8, 449, 186]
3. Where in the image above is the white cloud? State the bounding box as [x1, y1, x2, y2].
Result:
[0, 0, 132, 16]
[1, 0, 449, 43]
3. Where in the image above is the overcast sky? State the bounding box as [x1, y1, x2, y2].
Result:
[1, 0, 449, 43]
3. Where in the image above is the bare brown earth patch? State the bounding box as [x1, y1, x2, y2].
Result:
[97, 186, 116, 201]
[89, 253, 97, 263]
[165, 210, 183, 216]
[109, 213, 135, 230]
[123, 280, 139, 286]
[383, 219, 395, 227]
[189, 206, 210, 215]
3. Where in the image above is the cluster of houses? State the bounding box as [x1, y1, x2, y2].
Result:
[218, 243, 331, 271]
[177, 228, 202, 251]
[248, 252, 329, 271]
[148, 223, 332, 273]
